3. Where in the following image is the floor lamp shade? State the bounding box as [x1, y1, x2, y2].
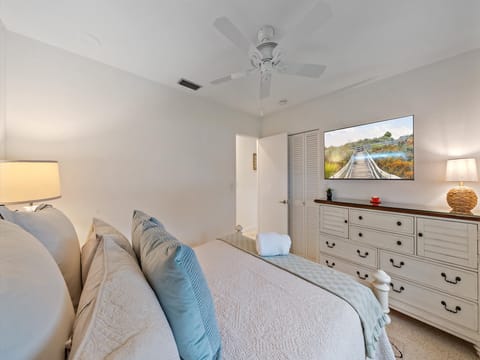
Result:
[0, 161, 61, 204]
[445, 158, 478, 213]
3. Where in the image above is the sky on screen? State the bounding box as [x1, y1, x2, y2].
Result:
[324, 115, 414, 148]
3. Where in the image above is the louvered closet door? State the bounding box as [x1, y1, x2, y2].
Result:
[304, 131, 320, 261]
[289, 134, 306, 257]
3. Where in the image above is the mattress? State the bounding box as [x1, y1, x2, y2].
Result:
[194, 240, 394, 360]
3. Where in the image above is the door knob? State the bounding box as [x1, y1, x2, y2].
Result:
[279, 200, 288, 204]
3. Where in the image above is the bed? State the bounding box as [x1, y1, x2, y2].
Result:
[195, 239, 395, 360]
[1, 206, 394, 360]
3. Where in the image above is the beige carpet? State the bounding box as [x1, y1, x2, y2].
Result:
[387, 310, 478, 359]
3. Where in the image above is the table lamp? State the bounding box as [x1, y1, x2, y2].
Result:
[446, 158, 478, 213]
[0, 160, 61, 211]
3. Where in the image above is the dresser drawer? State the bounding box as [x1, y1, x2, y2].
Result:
[350, 226, 414, 254]
[319, 235, 377, 268]
[349, 209, 414, 235]
[380, 251, 478, 301]
[417, 218, 478, 268]
[321, 254, 374, 286]
[320, 205, 349, 238]
[389, 276, 478, 331]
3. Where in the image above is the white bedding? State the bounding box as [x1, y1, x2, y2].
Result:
[195, 240, 394, 360]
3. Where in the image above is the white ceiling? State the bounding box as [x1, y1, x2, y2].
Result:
[1, 0, 479, 116]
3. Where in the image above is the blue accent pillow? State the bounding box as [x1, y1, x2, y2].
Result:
[132, 211, 222, 360]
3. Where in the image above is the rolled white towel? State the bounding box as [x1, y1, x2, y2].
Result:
[256, 232, 291, 256]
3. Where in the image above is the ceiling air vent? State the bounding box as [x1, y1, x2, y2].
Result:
[178, 78, 202, 91]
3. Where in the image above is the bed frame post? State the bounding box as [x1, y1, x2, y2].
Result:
[372, 270, 391, 325]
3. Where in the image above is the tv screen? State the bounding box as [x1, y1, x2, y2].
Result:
[324, 115, 414, 180]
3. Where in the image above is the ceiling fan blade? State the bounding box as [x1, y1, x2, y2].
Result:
[213, 16, 253, 54]
[211, 75, 234, 85]
[211, 69, 256, 85]
[260, 73, 271, 99]
[279, 63, 326, 78]
[281, 1, 332, 50]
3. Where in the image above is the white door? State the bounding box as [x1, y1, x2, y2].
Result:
[289, 134, 306, 256]
[258, 133, 288, 234]
[304, 131, 320, 261]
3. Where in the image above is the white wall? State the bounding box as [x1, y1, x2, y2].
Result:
[0, 20, 6, 158]
[5, 32, 260, 244]
[235, 135, 257, 232]
[262, 49, 480, 210]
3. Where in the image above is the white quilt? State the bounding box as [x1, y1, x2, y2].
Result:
[195, 240, 394, 360]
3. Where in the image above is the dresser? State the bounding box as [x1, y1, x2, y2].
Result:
[315, 199, 480, 356]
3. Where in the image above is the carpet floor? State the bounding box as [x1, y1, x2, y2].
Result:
[387, 310, 478, 359]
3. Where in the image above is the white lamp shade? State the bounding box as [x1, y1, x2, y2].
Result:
[446, 158, 478, 182]
[0, 161, 61, 204]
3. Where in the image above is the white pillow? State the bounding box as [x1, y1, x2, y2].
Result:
[0, 205, 82, 309]
[70, 234, 180, 360]
[0, 219, 74, 360]
[81, 218, 136, 286]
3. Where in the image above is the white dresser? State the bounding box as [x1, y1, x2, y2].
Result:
[316, 199, 480, 355]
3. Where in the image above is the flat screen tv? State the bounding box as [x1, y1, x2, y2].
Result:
[324, 115, 414, 180]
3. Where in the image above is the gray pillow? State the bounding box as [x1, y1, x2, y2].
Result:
[0, 219, 74, 360]
[81, 218, 135, 285]
[131, 209, 164, 260]
[132, 211, 222, 360]
[0, 205, 81, 309]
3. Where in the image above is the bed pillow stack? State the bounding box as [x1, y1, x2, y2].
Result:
[70, 230, 180, 360]
[132, 210, 222, 360]
[0, 219, 74, 360]
[0, 204, 82, 309]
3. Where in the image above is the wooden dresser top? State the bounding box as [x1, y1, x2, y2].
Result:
[314, 198, 480, 222]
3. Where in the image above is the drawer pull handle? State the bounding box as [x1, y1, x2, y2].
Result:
[358, 216, 363, 220]
[356, 249, 369, 258]
[356, 271, 368, 280]
[358, 232, 363, 237]
[325, 260, 335, 268]
[396, 240, 402, 246]
[389, 258, 405, 268]
[344, 220, 348, 224]
[441, 301, 461, 314]
[326, 241, 336, 248]
[441, 272, 461, 284]
[390, 283, 405, 293]
[418, 232, 423, 237]
[397, 221, 402, 226]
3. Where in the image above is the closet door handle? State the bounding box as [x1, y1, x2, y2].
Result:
[358, 215, 363, 220]
[356, 271, 368, 280]
[441, 272, 461, 284]
[441, 301, 461, 314]
[326, 241, 336, 248]
[418, 232, 423, 237]
[358, 232, 363, 237]
[356, 249, 369, 258]
[344, 220, 348, 224]
[390, 283, 405, 293]
[396, 240, 402, 246]
[389, 258, 405, 268]
[325, 260, 335, 268]
[396, 221, 402, 226]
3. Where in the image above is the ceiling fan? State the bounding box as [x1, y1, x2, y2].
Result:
[210, 1, 332, 100]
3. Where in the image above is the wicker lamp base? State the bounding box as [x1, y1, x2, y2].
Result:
[446, 186, 478, 213]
